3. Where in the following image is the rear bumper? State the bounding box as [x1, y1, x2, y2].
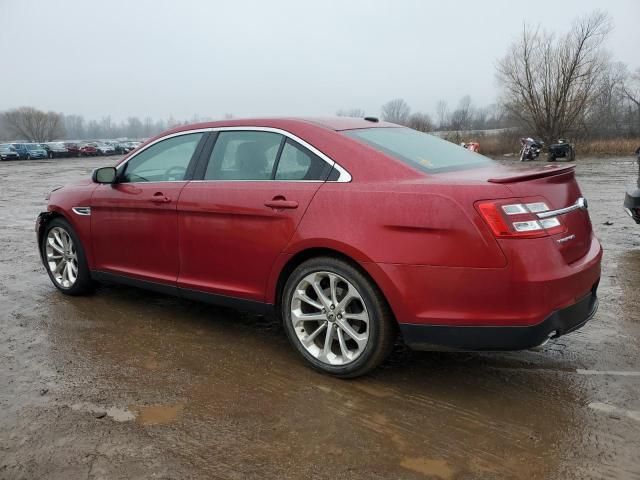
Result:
[400, 285, 599, 351]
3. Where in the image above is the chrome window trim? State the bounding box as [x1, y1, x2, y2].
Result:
[117, 126, 352, 183]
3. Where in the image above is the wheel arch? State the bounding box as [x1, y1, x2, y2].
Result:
[36, 210, 81, 264]
[270, 246, 400, 325]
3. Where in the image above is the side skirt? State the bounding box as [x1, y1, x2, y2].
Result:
[91, 270, 274, 315]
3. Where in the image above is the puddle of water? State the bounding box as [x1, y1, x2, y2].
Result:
[135, 404, 183, 425]
[70, 402, 136, 422]
[400, 457, 454, 479]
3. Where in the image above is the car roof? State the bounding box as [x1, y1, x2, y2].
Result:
[165, 116, 398, 135]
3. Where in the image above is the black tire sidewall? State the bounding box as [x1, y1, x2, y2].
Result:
[281, 257, 387, 377]
[41, 217, 92, 295]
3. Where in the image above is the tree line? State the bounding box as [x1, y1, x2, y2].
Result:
[0, 109, 217, 143]
[341, 11, 640, 144]
[2, 10, 638, 146]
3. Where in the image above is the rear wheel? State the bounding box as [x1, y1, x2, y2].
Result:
[41, 218, 93, 295]
[282, 257, 396, 378]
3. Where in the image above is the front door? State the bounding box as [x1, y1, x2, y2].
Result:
[91, 132, 206, 284]
[177, 130, 332, 301]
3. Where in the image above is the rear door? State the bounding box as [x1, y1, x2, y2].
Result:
[91, 132, 207, 284]
[177, 129, 333, 302]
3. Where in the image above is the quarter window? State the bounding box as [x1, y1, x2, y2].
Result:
[204, 131, 283, 180]
[121, 133, 203, 183]
[275, 140, 331, 181]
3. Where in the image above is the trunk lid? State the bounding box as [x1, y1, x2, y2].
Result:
[492, 165, 591, 264]
[435, 164, 592, 264]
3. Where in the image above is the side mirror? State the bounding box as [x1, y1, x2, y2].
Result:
[92, 166, 117, 184]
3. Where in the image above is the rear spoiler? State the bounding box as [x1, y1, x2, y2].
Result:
[488, 165, 575, 184]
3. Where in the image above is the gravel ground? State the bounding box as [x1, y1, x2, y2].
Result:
[0, 155, 639, 480]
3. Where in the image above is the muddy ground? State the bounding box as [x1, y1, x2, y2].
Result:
[0, 155, 639, 480]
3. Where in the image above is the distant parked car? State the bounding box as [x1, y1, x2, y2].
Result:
[64, 142, 81, 157]
[42, 142, 70, 159]
[12, 143, 48, 159]
[0, 144, 20, 161]
[126, 141, 142, 151]
[89, 142, 115, 156]
[113, 142, 133, 154]
[79, 143, 98, 156]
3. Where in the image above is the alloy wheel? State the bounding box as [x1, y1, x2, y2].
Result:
[45, 227, 78, 288]
[290, 271, 370, 366]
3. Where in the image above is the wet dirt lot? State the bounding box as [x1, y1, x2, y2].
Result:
[0, 155, 639, 480]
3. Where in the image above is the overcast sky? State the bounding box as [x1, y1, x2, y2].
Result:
[1, 0, 638, 121]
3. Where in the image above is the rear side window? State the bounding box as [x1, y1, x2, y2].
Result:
[205, 131, 282, 180]
[344, 127, 492, 173]
[275, 140, 332, 181]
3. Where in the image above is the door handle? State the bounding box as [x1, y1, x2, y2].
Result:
[150, 192, 171, 204]
[264, 199, 298, 210]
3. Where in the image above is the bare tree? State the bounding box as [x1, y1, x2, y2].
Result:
[435, 100, 449, 130]
[449, 95, 474, 131]
[622, 67, 640, 135]
[336, 108, 365, 117]
[381, 98, 410, 125]
[496, 11, 612, 143]
[3, 107, 65, 142]
[64, 114, 85, 139]
[407, 112, 433, 132]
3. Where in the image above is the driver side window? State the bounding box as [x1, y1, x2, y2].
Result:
[121, 133, 203, 183]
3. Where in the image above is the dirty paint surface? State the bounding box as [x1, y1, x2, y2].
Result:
[0, 156, 639, 479]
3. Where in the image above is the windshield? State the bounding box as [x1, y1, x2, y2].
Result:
[26, 144, 43, 150]
[343, 127, 492, 173]
[0, 145, 13, 152]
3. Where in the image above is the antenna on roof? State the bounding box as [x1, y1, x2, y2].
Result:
[364, 116, 379, 123]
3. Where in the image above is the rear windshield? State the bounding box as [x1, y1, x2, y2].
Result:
[343, 127, 492, 173]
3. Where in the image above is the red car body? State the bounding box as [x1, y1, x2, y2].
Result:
[37, 117, 601, 352]
[79, 144, 97, 156]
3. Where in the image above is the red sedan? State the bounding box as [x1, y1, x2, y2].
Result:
[36, 117, 602, 377]
[79, 143, 98, 157]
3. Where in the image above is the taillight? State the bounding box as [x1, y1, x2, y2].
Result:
[477, 199, 567, 238]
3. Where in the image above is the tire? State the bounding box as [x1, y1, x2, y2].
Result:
[281, 256, 396, 378]
[26, 154, 31, 160]
[548, 154, 556, 162]
[41, 217, 93, 296]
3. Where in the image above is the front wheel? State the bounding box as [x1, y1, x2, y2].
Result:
[282, 257, 396, 378]
[41, 217, 93, 295]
